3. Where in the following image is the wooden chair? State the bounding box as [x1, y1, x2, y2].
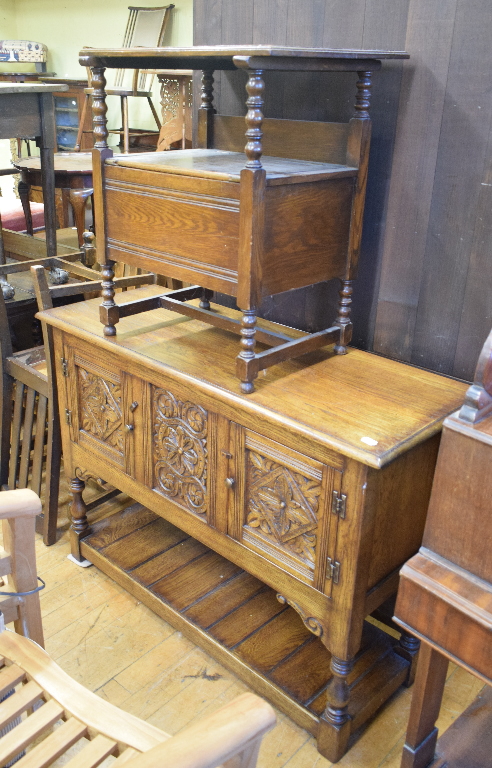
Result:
[0, 257, 156, 547]
[75, 5, 174, 154]
[0, 487, 275, 768]
[0, 488, 43, 646]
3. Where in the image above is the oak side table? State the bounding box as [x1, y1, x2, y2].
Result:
[39, 289, 466, 762]
[79, 46, 408, 392]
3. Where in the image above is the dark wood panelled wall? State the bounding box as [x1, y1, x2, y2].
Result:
[193, 0, 492, 382]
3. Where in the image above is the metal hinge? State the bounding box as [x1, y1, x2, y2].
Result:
[327, 557, 341, 584]
[65, 409, 72, 426]
[60, 358, 69, 377]
[332, 490, 347, 518]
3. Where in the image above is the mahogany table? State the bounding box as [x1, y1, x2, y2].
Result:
[394, 327, 492, 768]
[39, 290, 466, 762]
[15, 152, 93, 246]
[79, 45, 408, 392]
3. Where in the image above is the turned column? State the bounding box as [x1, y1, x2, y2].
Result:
[236, 69, 266, 394]
[90, 64, 117, 336]
[318, 655, 354, 762]
[335, 69, 373, 355]
[69, 475, 89, 561]
[197, 68, 215, 148]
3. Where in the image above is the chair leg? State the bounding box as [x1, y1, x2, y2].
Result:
[147, 95, 162, 129]
[2, 513, 44, 646]
[42, 396, 61, 547]
[121, 96, 130, 153]
[74, 94, 90, 152]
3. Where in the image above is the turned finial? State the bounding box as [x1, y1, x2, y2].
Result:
[244, 70, 265, 169]
[354, 71, 372, 119]
[91, 66, 109, 149]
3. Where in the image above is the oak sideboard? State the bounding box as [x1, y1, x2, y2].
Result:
[39, 289, 467, 762]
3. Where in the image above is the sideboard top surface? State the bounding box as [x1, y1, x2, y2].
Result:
[40, 288, 466, 468]
[79, 45, 409, 71]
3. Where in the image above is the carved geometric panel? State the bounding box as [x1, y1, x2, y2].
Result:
[244, 450, 321, 572]
[77, 367, 123, 454]
[152, 387, 208, 517]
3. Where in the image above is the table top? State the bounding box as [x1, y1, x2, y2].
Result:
[38, 287, 466, 468]
[14, 152, 93, 174]
[79, 45, 409, 72]
[108, 149, 357, 183]
[0, 82, 69, 95]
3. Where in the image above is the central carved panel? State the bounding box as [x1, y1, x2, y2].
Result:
[244, 450, 321, 570]
[152, 388, 208, 516]
[77, 367, 123, 453]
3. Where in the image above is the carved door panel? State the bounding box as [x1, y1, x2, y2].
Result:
[229, 426, 342, 592]
[147, 380, 225, 529]
[64, 347, 135, 475]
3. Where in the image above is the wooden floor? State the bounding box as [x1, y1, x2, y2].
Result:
[16, 484, 486, 768]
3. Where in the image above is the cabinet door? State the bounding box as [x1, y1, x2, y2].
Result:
[229, 426, 343, 591]
[149, 381, 224, 529]
[64, 347, 133, 474]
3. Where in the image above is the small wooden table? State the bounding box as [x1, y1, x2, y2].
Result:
[0, 83, 68, 289]
[79, 45, 409, 392]
[15, 152, 93, 246]
[394, 328, 492, 768]
[39, 291, 466, 762]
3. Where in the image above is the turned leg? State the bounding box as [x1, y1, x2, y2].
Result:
[199, 288, 213, 309]
[317, 656, 354, 762]
[396, 631, 421, 687]
[334, 279, 353, 355]
[237, 308, 258, 394]
[401, 642, 448, 768]
[100, 259, 119, 336]
[69, 476, 90, 561]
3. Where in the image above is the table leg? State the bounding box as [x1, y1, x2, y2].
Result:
[318, 655, 354, 762]
[401, 641, 449, 768]
[18, 177, 33, 236]
[69, 475, 90, 561]
[69, 187, 93, 246]
[0, 217, 15, 299]
[38, 92, 57, 260]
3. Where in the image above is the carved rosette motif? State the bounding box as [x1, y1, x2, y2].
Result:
[245, 451, 320, 568]
[77, 368, 123, 453]
[153, 388, 208, 516]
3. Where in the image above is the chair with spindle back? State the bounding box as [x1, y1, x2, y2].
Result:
[75, 5, 174, 154]
[0, 487, 276, 768]
[0, 256, 156, 547]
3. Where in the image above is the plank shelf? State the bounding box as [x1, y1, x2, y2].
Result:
[80, 503, 409, 738]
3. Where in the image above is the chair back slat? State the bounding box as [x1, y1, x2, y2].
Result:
[17, 388, 36, 489]
[113, 5, 174, 93]
[30, 394, 48, 497]
[8, 381, 25, 492]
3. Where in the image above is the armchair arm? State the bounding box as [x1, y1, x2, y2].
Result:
[0, 489, 42, 519]
[122, 692, 276, 768]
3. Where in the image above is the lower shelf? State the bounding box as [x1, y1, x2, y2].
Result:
[80, 503, 409, 742]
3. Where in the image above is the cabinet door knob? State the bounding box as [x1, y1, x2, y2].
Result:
[224, 477, 235, 489]
[125, 423, 135, 433]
